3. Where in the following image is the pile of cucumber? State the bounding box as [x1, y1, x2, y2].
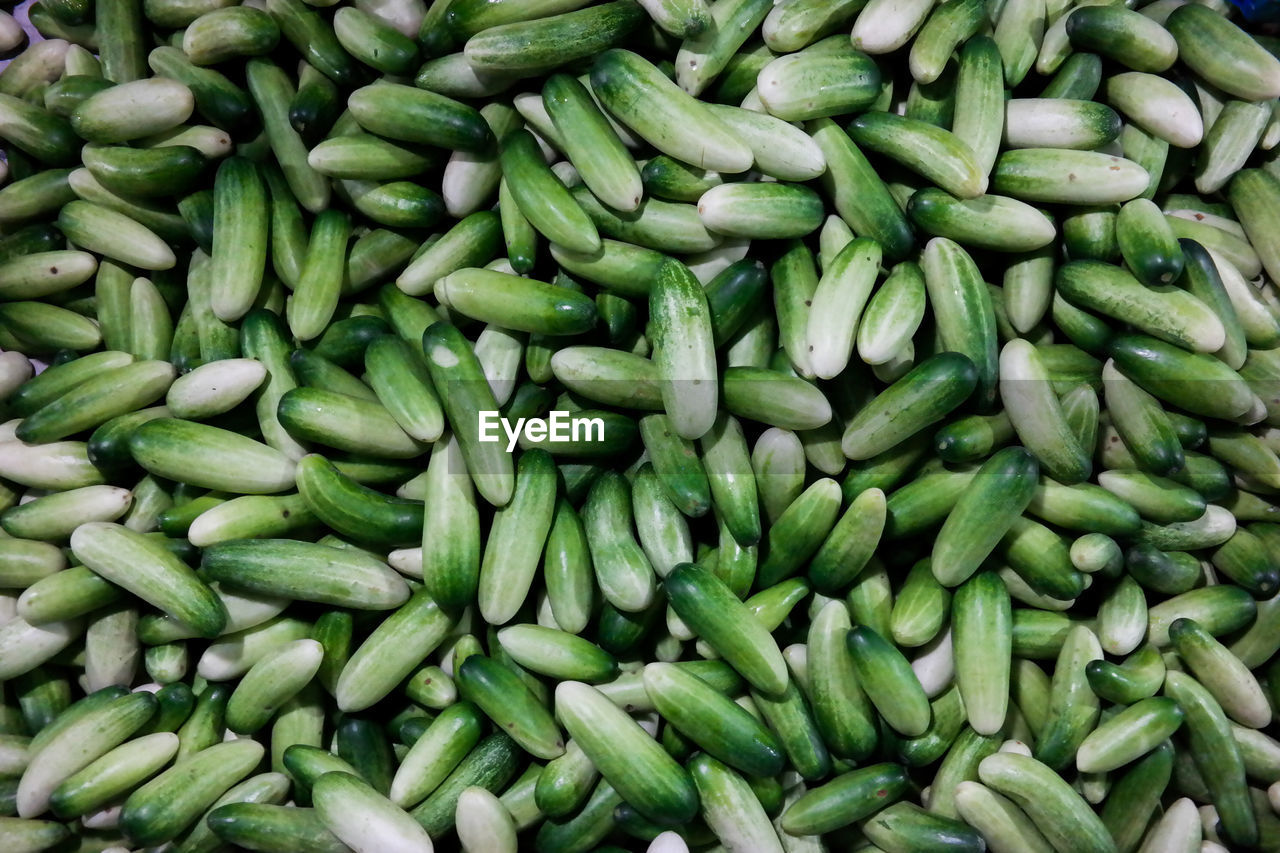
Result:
[3, 0, 1280, 850]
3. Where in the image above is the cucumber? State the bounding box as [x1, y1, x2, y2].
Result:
[543, 72, 642, 212]
[1105, 71, 1204, 150]
[859, 261, 928, 366]
[1164, 4, 1280, 102]
[224, 639, 323, 734]
[643, 661, 783, 778]
[780, 763, 910, 835]
[930, 729, 1004, 820]
[697, 182, 824, 241]
[70, 78, 194, 143]
[1196, 101, 1272, 196]
[909, 0, 986, 84]
[582, 468, 658, 611]
[1228, 169, 1280, 288]
[1000, 339, 1092, 484]
[422, 321, 514, 507]
[312, 771, 437, 852]
[205, 803, 350, 853]
[1102, 360, 1185, 478]
[1136, 797, 1201, 853]
[756, 45, 881, 122]
[697, 413, 759, 548]
[82, 143, 207, 198]
[184, 6, 280, 67]
[17, 566, 122, 624]
[908, 189, 1056, 253]
[889, 559, 950, 649]
[348, 82, 493, 152]
[1170, 618, 1271, 730]
[811, 117, 915, 262]
[992, 0, 1041, 86]
[1115, 197, 1186, 288]
[396, 212, 502, 297]
[309, 134, 432, 181]
[56, 200, 175, 271]
[992, 149, 1150, 204]
[852, 0, 936, 55]
[806, 237, 881, 381]
[456, 654, 564, 761]
[287, 209, 350, 341]
[446, 0, 591, 36]
[478, 448, 558, 623]
[750, 673, 830, 781]
[953, 571, 1012, 736]
[573, 186, 719, 254]
[953, 781, 1055, 853]
[650, 258, 718, 441]
[0, 538, 66, 588]
[333, 716, 395, 796]
[390, 703, 482, 809]
[531, 777, 624, 852]
[465, 0, 644, 72]
[670, 0, 770, 95]
[129, 417, 296, 494]
[150, 45, 252, 131]
[1164, 671, 1258, 848]
[305, 455, 428, 548]
[978, 752, 1117, 853]
[1004, 98, 1121, 151]
[1148, 585, 1257, 649]
[922, 237, 1000, 409]
[689, 753, 783, 853]
[70, 522, 226, 638]
[500, 128, 600, 255]
[1096, 575, 1149, 655]
[628, 0, 710, 38]
[49, 731, 178, 820]
[200, 539, 410, 610]
[845, 624, 931, 737]
[16, 359, 175, 445]
[457, 786, 520, 852]
[756, 478, 840, 588]
[932, 447, 1040, 587]
[1065, 5, 1177, 73]
[16, 691, 157, 819]
[703, 103, 827, 183]
[665, 562, 788, 697]
[1076, 696, 1183, 774]
[1108, 333, 1255, 423]
[439, 268, 598, 338]
[642, 153, 723, 203]
[848, 111, 987, 199]
[333, 7, 419, 76]
[498, 624, 616, 684]
[555, 680, 698, 826]
[166, 358, 266, 420]
[863, 800, 986, 852]
[805, 600, 879, 762]
[808, 485, 885, 593]
[534, 739, 597, 821]
[121, 738, 265, 846]
[842, 352, 979, 460]
[333, 589, 453, 716]
[1100, 741, 1173, 853]
[589, 49, 752, 174]
[1036, 623, 1104, 770]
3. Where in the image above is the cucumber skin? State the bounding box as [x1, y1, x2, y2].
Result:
[932, 447, 1040, 587]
